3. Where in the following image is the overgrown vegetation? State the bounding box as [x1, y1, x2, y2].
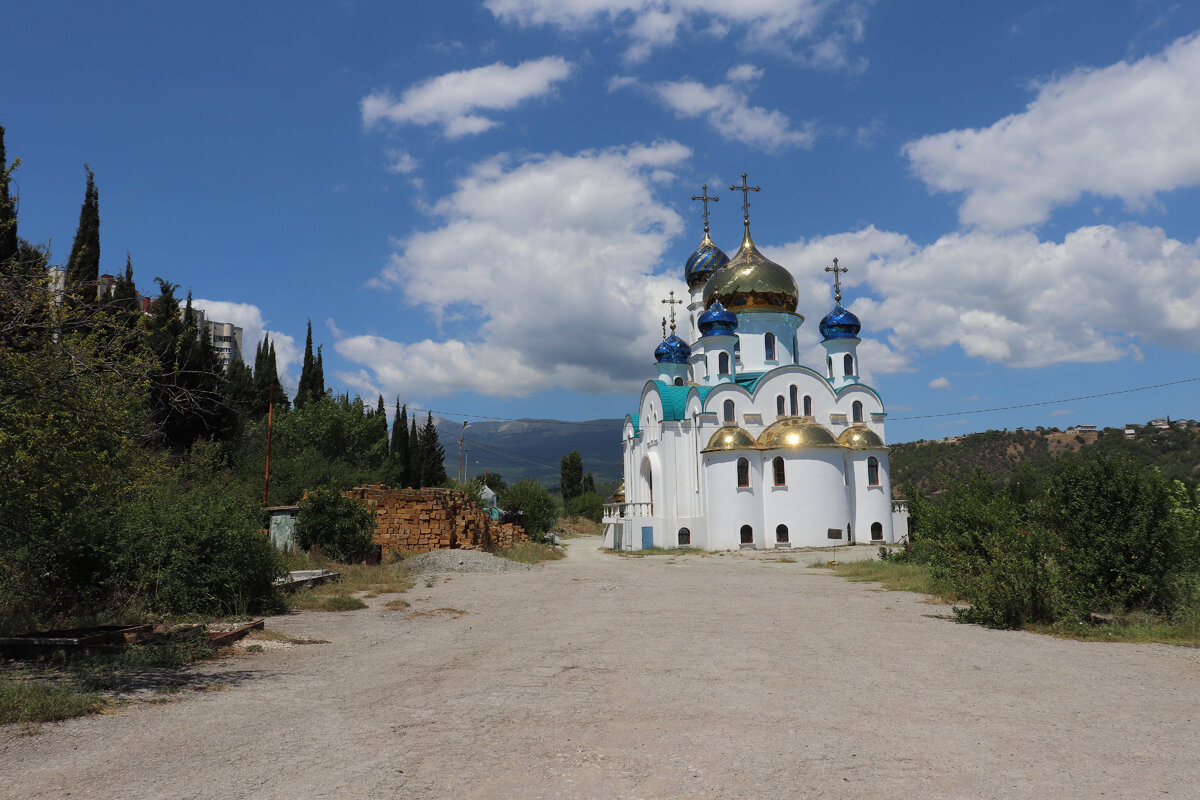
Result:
[498, 542, 566, 564]
[0, 679, 105, 726]
[295, 489, 376, 563]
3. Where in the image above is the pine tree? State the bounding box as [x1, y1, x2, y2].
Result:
[419, 411, 447, 487]
[296, 320, 315, 408]
[0, 125, 17, 268]
[65, 165, 100, 297]
[251, 333, 288, 417]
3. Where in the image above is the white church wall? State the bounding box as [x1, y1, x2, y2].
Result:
[845, 451, 895, 544]
[761, 450, 852, 548]
[730, 311, 804, 373]
[703, 452, 764, 550]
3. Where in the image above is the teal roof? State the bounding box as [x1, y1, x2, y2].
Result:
[735, 371, 768, 394]
[653, 380, 693, 421]
[628, 413, 640, 436]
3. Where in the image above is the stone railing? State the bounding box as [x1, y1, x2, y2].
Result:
[602, 502, 653, 523]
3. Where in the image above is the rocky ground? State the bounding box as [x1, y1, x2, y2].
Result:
[3, 537, 1197, 799]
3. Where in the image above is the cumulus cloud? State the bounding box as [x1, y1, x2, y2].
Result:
[385, 149, 419, 174]
[484, 0, 870, 66]
[615, 68, 816, 150]
[904, 31, 1200, 230]
[191, 299, 300, 384]
[769, 222, 1200, 370]
[361, 56, 573, 138]
[334, 142, 694, 400]
[929, 377, 951, 390]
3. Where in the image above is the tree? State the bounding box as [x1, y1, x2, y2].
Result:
[389, 401, 410, 488]
[408, 416, 419, 488]
[500, 479, 562, 542]
[419, 411, 447, 487]
[251, 333, 288, 417]
[582, 471, 595, 495]
[65, 165, 100, 296]
[295, 320, 316, 408]
[0, 125, 17, 267]
[295, 488, 376, 563]
[560, 450, 583, 501]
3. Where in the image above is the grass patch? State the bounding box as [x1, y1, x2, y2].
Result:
[289, 593, 368, 612]
[407, 608, 469, 619]
[0, 678, 105, 725]
[285, 561, 413, 613]
[557, 516, 603, 538]
[383, 598, 410, 611]
[606, 547, 706, 557]
[498, 542, 566, 564]
[813, 560, 957, 602]
[1027, 608, 1200, 645]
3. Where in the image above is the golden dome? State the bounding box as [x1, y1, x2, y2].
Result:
[613, 481, 625, 502]
[702, 225, 799, 314]
[702, 426, 758, 453]
[756, 416, 839, 450]
[838, 425, 887, 450]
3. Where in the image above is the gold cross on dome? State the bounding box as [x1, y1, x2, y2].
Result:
[661, 316, 668, 339]
[729, 172, 761, 223]
[661, 291, 683, 333]
[825, 257, 848, 304]
[691, 184, 719, 234]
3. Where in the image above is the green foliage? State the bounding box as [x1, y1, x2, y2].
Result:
[386, 401, 411, 488]
[499, 542, 566, 564]
[560, 450, 583, 501]
[565, 490, 604, 522]
[0, 679, 105, 725]
[499, 478, 562, 542]
[295, 320, 322, 408]
[65, 165, 100, 293]
[419, 411, 448, 487]
[0, 125, 18, 266]
[295, 488, 376, 563]
[582, 471, 595, 495]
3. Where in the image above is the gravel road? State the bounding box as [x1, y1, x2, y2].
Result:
[3, 537, 1197, 799]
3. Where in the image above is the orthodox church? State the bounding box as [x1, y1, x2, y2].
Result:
[602, 175, 898, 551]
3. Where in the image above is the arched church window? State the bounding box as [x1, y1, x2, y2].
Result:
[764, 332, 776, 360]
[776, 524, 789, 543]
[736, 458, 750, 487]
[776, 395, 785, 418]
[789, 385, 798, 416]
[803, 395, 812, 417]
[673, 377, 683, 386]
[723, 399, 735, 424]
[718, 352, 730, 375]
[740, 524, 754, 544]
[852, 401, 863, 423]
[827, 356, 833, 378]
[793, 333, 800, 364]
[734, 337, 741, 361]
[867, 456, 879, 486]
[844, 353, 854, 376]
[772, 456, 785, 486]
[871, 522, 883, 540]
[678, 527, 691, 546]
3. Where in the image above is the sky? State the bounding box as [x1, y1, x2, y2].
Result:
[6, 0, 1200, 444]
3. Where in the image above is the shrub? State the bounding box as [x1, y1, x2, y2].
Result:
[565, 491, 604, 522]
[499, 479, 562, 542]
[295, 488, 376, 563]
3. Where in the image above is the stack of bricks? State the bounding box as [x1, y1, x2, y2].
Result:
[343, 485, 528, 558]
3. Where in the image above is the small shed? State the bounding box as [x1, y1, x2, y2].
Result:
[265, 505, 300, 551]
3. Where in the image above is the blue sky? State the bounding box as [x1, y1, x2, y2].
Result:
[6, 1, 1200, 443]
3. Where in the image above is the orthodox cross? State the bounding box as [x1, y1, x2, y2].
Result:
[729, 172, 761, 223]
[825, 257, 847, 304]
[661, 291, 683, 333]
[691, 184, 719, 234]
[661, 316, 668, 339]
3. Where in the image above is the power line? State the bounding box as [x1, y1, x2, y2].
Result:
[889, 376, 1200, 421]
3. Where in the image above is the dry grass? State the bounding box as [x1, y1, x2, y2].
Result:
[606, 547, 707, 558]
[287, 562, 414, 613]
[557, 516, 603, 538]
[811, 560, 957, 603]
[498, 542, 566, 564]
[406, 608, 469, 619]
[383, 598, 410, 611]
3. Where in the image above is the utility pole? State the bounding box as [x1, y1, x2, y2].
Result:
[457, 421, 470, 483]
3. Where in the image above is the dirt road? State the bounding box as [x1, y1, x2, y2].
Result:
[4, 537, 1198, 799]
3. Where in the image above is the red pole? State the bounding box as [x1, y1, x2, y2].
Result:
[263, 383, 275, 504]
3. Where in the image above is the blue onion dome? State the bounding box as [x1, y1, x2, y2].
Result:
[685, 231, 730, 290]
[819, 305, 861, 340]
[697, 301, 738, 337]
[654, 333, 691, 364]
[702, 225, 798, 314]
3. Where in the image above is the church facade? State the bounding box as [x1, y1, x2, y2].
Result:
[602, 177, 898, 551]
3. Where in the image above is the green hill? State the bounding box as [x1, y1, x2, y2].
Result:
[890, 421, 1200, 497]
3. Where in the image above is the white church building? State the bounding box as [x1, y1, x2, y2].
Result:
[603, 176, 903, 551]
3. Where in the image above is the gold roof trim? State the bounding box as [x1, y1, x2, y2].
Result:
[837, 425, 887, 450]
[701, 426, 758, 453]
[756, 416, 840, 450]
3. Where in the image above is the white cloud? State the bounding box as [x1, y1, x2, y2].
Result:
[1050, 408, 1074, 417]
[618, 70, 815, 150]
[904, 32, 1200, 230]
[769, 222, 1200, 370]
[361, 56, 573, 138]
[484, 0, 870, 67]
[929, 377, 951, 390]
[335, 142, 693, 400]
[385, 149, 419, 174]
[191, 299, 300, 385]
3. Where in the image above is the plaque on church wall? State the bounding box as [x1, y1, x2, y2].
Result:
[827, 528, 843, 539]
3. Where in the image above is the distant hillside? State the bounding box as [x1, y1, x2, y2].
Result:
[433, 417, 624, 489]
[891, 421, 1200, 497]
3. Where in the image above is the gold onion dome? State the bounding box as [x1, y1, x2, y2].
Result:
[837, 425, 886, 450]
[703, 225, 799, 314]
[702, 426, 757, 453]
[756, 416, 839, 450]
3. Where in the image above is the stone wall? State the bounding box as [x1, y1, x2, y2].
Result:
[343, 485, 528, 558]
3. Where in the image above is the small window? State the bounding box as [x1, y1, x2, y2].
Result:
[827, 356, 833, 378]
[718, 352, 730, 375]
[776, 524, 789, 543]
[793, 333, 800, 364]
[776, 395, 785, 418]
[723, 399, 735, 423]
[870, 522, 883, 541]
[789, 385, 798, 416]
[740, 525, 754, 544]
[736, 457, 750, 487]
[764, 332, 776, 360]
[734, 337, 741, 362]
[678, 527, 691, 546]
[868, 456, 880, 486]
[803, 395, 812, 417]
[844, 353, 854, 376]
[852, 401, 864, 423]
[827, 528, 842, 539]
[673, 377, 683, 386]
[772, 456, 785, 486]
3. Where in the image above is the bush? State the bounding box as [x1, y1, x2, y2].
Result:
[499, 479, 562, 542]
[565, 491, 604, 522]
[295, 488, 376, 563]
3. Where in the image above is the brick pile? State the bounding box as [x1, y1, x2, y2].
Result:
[343, 485, 528, 558]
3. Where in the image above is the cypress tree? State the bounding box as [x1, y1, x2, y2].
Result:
[391, 401, 410, 487]
[408, 417, 420, 488]
[583, 471, 595, 495]
[560, 450, 583, 501]
[296, 320, 315, 407]
[65, 165, 100, 296]
[0, 125, 17, 267]
[420, 411, 448, 487]
[314, 344, 325, 401]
